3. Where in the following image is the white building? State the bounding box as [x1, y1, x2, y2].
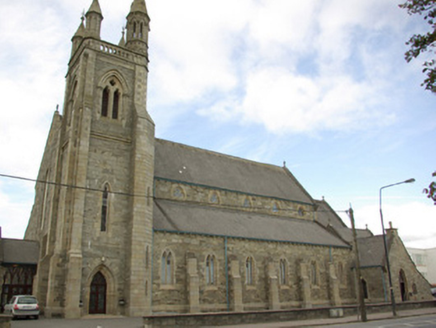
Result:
[408, 247, 436, 285]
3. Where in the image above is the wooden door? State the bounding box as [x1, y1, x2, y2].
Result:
[89, 272, 106, 314]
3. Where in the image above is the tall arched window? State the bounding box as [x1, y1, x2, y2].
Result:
[361, 278, 368, 299]
[161, 251, 173, 285]
[338, 262, 344, 281]
[101, 87, 110, 117]
[311, 262, 318, 286]
[100, 78, 122, 120]
[112, 90, 120, 119]
[101, 184, 109, 232]
[246, 257, 254, 285]
[280, 259, 287, 285]
[206, 255, 216, 285]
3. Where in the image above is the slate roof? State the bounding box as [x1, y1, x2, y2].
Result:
[153, 199, 349, 248]
[0, 238, 39, 265]
[315, 200, 372, 243]
[315, 200, 347, 230]
[154, 139, 314, 204]
[357, 235, 386, 267]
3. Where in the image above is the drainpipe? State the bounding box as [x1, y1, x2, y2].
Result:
[225, 236, 229, 311]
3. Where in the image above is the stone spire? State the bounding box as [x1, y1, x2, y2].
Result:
[71, 15, 86, 56]
[85, 0, 103, 39]
[125, 0, 150, 54]
[119, 27, 126, 47]
[130, 0, 148, 13]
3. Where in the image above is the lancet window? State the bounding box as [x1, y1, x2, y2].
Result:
[246, 256, 254, 285]
[161, 251, 174, 285]
[206, 255, 216, 285]
[279, 259, 287, 285]
[101, 184, 109, 232]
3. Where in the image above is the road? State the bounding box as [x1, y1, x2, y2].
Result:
[10, 313, 436, 328]
[11, 316, 143, 328]
[305, 314, 436, 328]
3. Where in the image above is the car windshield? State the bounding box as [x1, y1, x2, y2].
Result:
[17, 297, 37, 304]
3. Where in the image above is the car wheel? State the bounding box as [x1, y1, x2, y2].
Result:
[34, 315, 39, 320]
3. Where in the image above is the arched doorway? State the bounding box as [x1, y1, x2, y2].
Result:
[361, 278, 369, 299]
[89, 272, 107, 314]
[399, 269, 408, 301]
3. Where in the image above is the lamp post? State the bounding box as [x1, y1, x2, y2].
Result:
[379, 178, 415, 317]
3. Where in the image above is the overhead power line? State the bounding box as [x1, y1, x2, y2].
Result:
[0, 172, 347, 214]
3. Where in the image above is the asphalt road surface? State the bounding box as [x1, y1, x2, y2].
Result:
[10, 313, 436, 328]
[11, 316, 143, 328]
[317, 314, 436, 328]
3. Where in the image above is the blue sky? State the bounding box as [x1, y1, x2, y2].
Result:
[0, 0, 435, 248]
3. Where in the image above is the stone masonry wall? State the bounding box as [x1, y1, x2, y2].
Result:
[155, 179, 314, 221]
[152, 231, 354, 314]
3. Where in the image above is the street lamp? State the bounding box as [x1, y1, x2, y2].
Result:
[379, 178, 415, 317]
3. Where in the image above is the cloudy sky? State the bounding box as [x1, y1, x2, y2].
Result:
[0, 0, 435, 249]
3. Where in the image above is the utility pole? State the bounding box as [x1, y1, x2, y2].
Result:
[349, 206, 367, 322]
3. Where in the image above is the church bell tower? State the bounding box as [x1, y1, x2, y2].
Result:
[27, 0, 154, 318]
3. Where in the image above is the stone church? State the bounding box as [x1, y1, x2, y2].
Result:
[21, 0, 432, 319]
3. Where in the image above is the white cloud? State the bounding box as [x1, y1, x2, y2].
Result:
[148, 0, 409, 135]
[203, 67, 394, 134]
[352, 202, 436, 249]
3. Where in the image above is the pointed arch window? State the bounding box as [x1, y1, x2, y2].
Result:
[243, 197, 251, 209]
[161, 251, 173, 285]
[272, 202, 279, 213]
[112, 90, 120, 119]
[209, 191, 220, 204]
[100, 78, 123, 120]
[279, 259, 287, 285]
[246, 256, 254, 285]
[310, 262, 318, 286]
[206, 255, 216, 285]
[101, 184, 109, 232]
[101, 87, 110, 117]
[361, 278, 368, 299]
[338, 262, 344, 282]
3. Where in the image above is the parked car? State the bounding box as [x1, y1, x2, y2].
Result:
[432, 287, 436, 298]
[4, 295, 39, 319]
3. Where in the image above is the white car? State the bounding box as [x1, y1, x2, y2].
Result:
[4, 295, 40, 320]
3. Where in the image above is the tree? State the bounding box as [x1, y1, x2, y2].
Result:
[399, 0, 436, 93]
[423, 171, 436, 204]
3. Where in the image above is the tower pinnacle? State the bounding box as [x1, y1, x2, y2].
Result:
[125, 0, 150, 54]
[85, 0, 103, 39]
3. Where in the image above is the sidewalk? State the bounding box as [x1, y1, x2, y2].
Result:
[210, 307, 436, 327]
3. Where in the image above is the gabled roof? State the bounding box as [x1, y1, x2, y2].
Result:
[315, 200, 347, 229]
[0, 238, 39, 265]
[153, 199, 349, 248]
[315, 200, 372, 243]
[154, 139, 314, 204]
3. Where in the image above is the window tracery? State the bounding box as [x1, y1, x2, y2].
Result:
[100, 78, 122, 120]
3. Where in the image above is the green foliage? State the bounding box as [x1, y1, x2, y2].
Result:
[423, 171, 436, 204]
[399, 0, 436, 93]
